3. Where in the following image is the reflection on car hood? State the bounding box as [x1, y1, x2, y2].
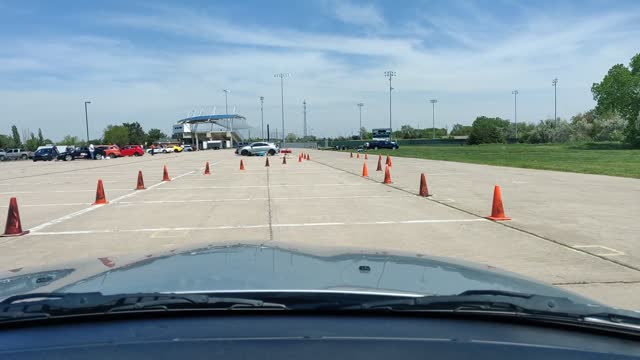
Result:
[0, 244, 596, 304]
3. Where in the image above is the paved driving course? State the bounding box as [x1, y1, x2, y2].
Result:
[1, 149, 639, 309]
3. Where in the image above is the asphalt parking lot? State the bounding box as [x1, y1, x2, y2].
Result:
[1, 149, 639, 309]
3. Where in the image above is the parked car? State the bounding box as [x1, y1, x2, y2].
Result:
[182, 144, 193, 152]
[121, 145, 145, 157]
[0, 149, 6, 161]
[57, 147, 91, 161]
[95, 145, 122, 159]
[365, 140, 399, 150]
[173, 145, 184, 153]
[33, 147, 59, 161]
[3, 148, 33, 160]
[236, 142, 280, 156]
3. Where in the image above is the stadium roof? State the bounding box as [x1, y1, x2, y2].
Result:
[177, 114, 250, 129]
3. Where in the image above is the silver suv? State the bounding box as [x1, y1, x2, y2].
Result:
[237, 142, 279, 156]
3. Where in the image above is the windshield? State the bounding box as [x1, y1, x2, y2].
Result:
[0, 0, 638, 323]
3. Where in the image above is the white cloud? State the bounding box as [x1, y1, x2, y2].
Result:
[332, 0, 385, 28]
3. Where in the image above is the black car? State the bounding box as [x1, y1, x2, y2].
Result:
[366, 140, 399, 150]
[32, 147, 59, 161]
[57, 147, 91, 161]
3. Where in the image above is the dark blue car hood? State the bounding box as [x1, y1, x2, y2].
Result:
[0, 244, 597, 305]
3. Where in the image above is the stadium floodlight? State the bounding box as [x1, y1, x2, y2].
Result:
[274, 73, 291, 146]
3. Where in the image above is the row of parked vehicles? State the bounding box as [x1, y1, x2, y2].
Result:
[30, 144, 192, 162]
[2, 143, 199, 163]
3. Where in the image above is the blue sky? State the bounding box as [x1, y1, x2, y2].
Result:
[1, 0, 639, 140]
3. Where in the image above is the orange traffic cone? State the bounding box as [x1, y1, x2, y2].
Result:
[365, 153, 368, 160]
[386, 155, 392, 167]
[362, 162, 369, 177]
[282, 156, 287, 165]
[2, 197, 29, 237]
[350, 152, 353, 158]
[357, 153, 360, 159]
[486, 185, 511, 221]
[307, 154, 310, 160]
[162, 165, 170, 181]
[240, 159, 245, 170]
[93, 179, 108, 205]
[135, 171, 145, 190]
[298, 154, 302, 162]
[204, 161, 210, 175]
[265, 157, 270, 167]
[419, 173, 431, 197]
[376, 155, 383, 171]
[383, 165, 392, 184]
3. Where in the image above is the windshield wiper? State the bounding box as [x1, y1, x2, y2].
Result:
[0, 292, 287, 322]
[340, 289, 640, 328]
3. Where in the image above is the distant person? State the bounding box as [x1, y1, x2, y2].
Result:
[150, 144, 155, 156]
[89, 144, 95, 159]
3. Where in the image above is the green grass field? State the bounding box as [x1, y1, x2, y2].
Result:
[359, 143, 640, 179]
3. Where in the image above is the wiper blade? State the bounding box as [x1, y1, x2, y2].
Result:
[342, 290, 611, 318]
[0, 292, 287, 322]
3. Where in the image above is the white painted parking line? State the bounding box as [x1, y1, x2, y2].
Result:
[0, 195, 400, 208]
[0, 203, 90, 208]
[157, 183, 369, 190]
[116, 195, 399, 205]
[0, 189, 133, 195]
[29, 218, 486, 236]
[572, 245, 626, 256]
[27, 170, 198, 234]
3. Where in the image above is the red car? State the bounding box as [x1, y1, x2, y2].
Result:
[121, 145, 145, 157]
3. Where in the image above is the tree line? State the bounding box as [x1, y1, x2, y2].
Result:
[467, 53, 639, 146]
[0, 122, 168, 150]
[0, 125, 53, 151]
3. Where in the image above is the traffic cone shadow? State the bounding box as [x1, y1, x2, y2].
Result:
[1, 197, 29, 237]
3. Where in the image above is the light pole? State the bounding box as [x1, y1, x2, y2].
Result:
[274, 73, 290, 147]
[384, 70, 396, 140]
[260, 96, 264, 141]
[303, 100, 307, 138]
[512, 90, 519, 141]
[357, 103, 364, 140]
[552, 78, 558, 126]
[84, 101, 91, 142]
[223, 89, 232, 147]
[429, 99, 437, 139]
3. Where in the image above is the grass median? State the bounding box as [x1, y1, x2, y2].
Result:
[355, 143, 640, 179]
